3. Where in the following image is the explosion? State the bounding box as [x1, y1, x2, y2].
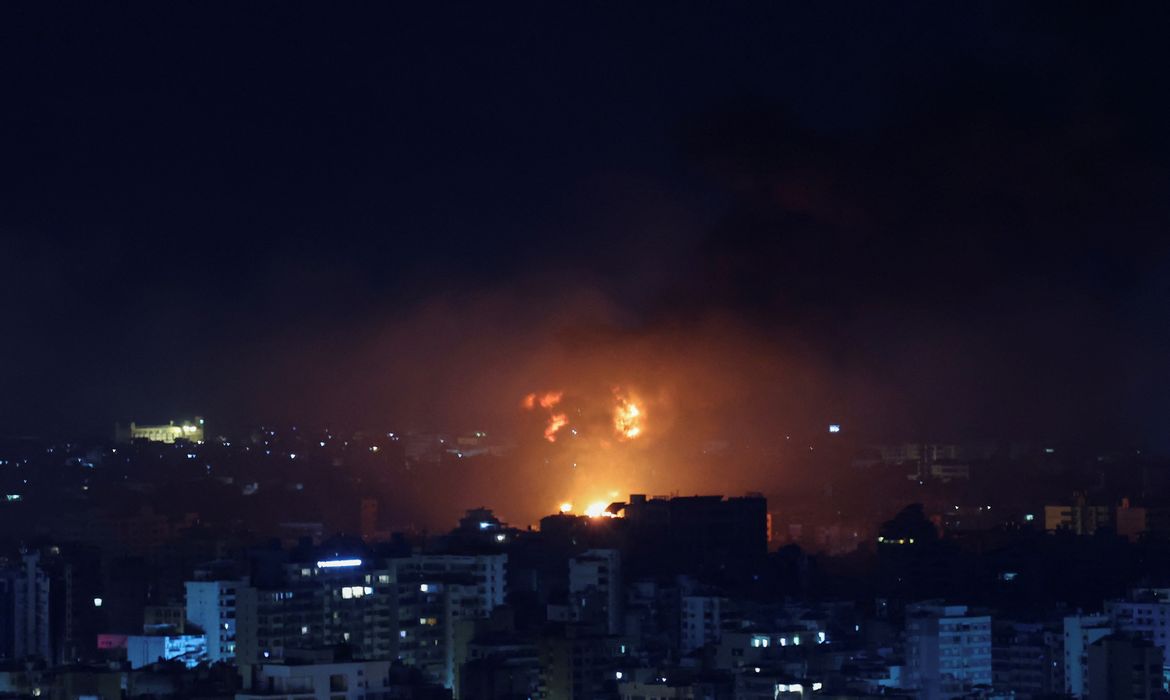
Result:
[523, 391, 569, 442]
[544, 413, 568, 442]
[521, 387, 647, 520]
[613, 390, 644, 440]
[584, 501, 616, 518]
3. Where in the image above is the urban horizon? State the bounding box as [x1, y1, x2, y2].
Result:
[5, 3, 1170, 699]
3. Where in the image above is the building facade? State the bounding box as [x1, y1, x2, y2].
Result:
[186, 580, 240, 663]
[904, 602, 992, 700]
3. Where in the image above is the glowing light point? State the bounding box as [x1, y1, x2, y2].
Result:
[559, 502, 573, 513]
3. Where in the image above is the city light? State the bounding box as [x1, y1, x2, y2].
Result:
[317, 558, 362, 569]
[559, 502, 573, 513]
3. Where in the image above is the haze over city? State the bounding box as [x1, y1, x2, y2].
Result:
[3, 4, 1170, 700]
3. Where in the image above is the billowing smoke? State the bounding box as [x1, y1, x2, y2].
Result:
[227, 281, 861, 527]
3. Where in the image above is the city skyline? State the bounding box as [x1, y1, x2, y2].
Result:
[4, 5, 1170, 698]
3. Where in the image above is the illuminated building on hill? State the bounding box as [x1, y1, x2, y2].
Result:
[115, 417, 204, 444]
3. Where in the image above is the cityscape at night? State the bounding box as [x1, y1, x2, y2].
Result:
[4, 3, 1170, 700]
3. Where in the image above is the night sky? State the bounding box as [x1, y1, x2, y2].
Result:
[3, 4, 1170, 446]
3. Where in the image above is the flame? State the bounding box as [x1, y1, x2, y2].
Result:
[523, 390, 571, 442]
[558, 495, 623, 518]
[584, 501, 610, 518]
[544, 413, 568, 442]
[613, 391, 644, 440]
[522, 391, 562, 410]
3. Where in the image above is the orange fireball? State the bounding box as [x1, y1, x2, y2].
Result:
[544, 413, 568, 442]
[613, 390, 644, 440]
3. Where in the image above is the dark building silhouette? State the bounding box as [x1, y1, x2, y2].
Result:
[1086, 634, 1163, 700]
[621, 494, 768, 578]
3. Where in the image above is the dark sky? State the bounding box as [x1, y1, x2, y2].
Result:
[3, 3, 1170, 445]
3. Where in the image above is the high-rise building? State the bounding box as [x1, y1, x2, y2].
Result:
[1064, 613, 1113, 698]
[621, 494, 767, 578]
[235, 556, 398, 670]
[538, 625, 627, 700]
[569, 549, 622, 636]
[0, 552, 51, 662]
[991, 619, 1064, 699]
[458, 609, 540, 700]
[904, 602, 992, 700]
[680, 595, 726, 654]
[185, 580, 239, 663]
[1105, 588, 1170, 664]
[395, 553, 508, 689]
[1086, 634, 1163, 700]
[1044, 502, 1111, 536]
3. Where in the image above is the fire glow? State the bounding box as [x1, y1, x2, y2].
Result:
[523, 391, 569, 442]
[544, 413, 568, 442]
[558, 500, 619, 518]
[584, 501, 616, 518]
[613, 390, 643, 440]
